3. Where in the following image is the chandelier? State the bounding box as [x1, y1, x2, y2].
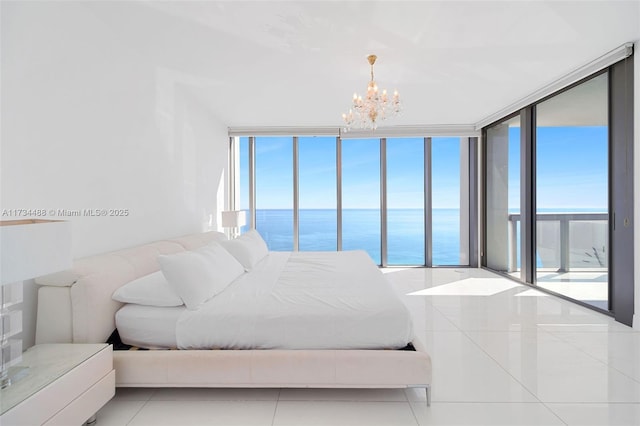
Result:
[342, 54, 401, 131]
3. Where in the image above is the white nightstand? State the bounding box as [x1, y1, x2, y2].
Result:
[0, 344, 115, 426]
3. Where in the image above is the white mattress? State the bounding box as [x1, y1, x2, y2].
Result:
[116, 304, 185, 349]
[177, 250, 414, 350]
[116, 250, 414, 350]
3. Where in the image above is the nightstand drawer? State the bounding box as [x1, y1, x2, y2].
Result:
[44, 370, 115, 426]
[1, 344, 115, 426]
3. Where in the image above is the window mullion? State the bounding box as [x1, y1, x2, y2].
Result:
[293, 136, 299, 251]
[336, 137, 342, 251]
[249, 136, 256, 229]
[380, 138, 388, 267]
[424, 137, 433, 267]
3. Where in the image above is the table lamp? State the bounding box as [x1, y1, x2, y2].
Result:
[221, 210, 247, 239]
[0, 219, 72, 388]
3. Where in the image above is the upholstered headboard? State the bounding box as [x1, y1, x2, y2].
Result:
[35, 231, 226, 345]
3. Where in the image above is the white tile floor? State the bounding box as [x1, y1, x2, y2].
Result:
[96, 268, 640, 426]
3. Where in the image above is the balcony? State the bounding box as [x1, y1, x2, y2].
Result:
[508, 212, 608, 310]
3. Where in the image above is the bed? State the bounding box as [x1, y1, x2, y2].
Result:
[34, 231, 432, 405]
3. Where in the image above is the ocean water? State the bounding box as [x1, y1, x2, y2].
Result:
[247, 208, 463, 266]
[244, 208, 608, 267]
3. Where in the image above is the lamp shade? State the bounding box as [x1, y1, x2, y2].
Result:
[221, 211, 247, 228]
[0, 220, 72, 285]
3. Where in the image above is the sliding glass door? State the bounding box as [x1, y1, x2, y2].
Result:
[535, 72, 609, 310]
[482, 62, 636, 322]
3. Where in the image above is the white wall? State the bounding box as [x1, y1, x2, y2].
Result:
[1, 2, 229, 347]
[634, 42, 640, 329]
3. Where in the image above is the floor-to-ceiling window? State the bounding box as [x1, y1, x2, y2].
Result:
[386, 137, 425, 265]
[233, 134, 474, 267]
[432, 137, 469, 265]
[298, 136, 337, 251]
[341, 138, 381, 264]
[255, 136, 294, 251]
[535, 72, 609, 310]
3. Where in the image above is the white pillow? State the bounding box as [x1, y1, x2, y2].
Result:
[158, 242, 244, 310]
[219, 229, 269, 271]
[112, 271, 183, 307]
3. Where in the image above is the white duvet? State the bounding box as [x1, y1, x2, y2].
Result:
[175, 250, 414, 350]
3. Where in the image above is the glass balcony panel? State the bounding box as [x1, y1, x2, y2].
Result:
[536, 219, 561, 270]
[568, 219, 608, 269]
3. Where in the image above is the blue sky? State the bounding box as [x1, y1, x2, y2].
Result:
[535, 126, 607, 210]
[240, 127, 608, 211]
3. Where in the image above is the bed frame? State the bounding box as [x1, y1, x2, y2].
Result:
[34, 231, 432, 405]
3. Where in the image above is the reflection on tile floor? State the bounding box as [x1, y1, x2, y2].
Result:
[97, 268, 640, 425]
[512, 270, 609, 311]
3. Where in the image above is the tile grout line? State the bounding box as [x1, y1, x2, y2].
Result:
[403, 388, 422, 426]
[122, 387, 157, 426]
[124, 399, 150, 426]
[520, 326, 604, 424]
[270, 388, 281, 426]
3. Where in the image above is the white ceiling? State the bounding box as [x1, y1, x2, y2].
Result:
[90, 0, 639, 129]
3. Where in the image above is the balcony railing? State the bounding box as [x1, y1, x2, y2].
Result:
[508, 212, 608, 272]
